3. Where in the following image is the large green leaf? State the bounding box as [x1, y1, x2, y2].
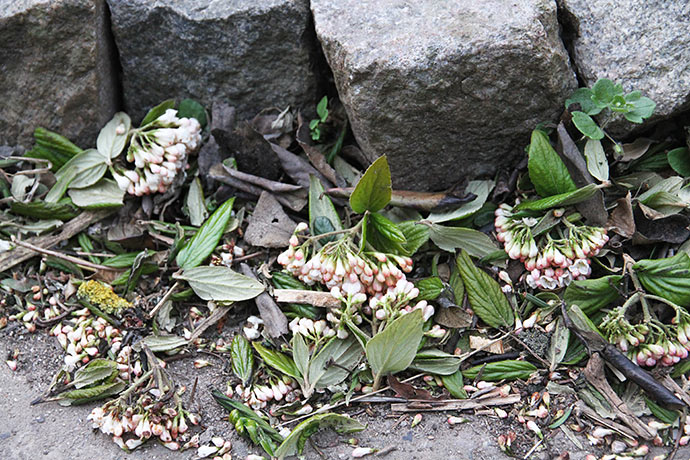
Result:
[307, 336, 361, 392]
[427, 223, 497, 258]
[68, 179, 125, 209]
[571, 111, 604, 140]
[563, 275, 622, 315]
[231, 335, 254, 386]
[366, 309, 424, 384]
[309, 174, 342, 238]
[528, 130, 577, 197]
[10, 199, 80, 221]
[584, 138, 609, 182]
[349, 155, 391, 213]
[55, 149, 107, 189]
[514, 184, 599, 212]
[409, 348, 461, 375]
[72, 359, 118, 389]
[397, 221, 430, 256]
[176, 197, 235, 269]
[668, 148, 690, 177]
[96, 112, 131, 162]
[174, 266, 264, 302]
[275, 413, 364, 459]
[456, 250, 513, 328]
[462, 360, 537, 382]
[427, 180, 494, 223]
[252, 342, 301, 379]
[634, 254, 690, 306]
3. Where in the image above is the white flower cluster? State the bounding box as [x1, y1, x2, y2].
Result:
[49, 308, 123, 371]
[232, 377, 299, 410]
[114, 109, 202, 196]
[288, 317, 336, 339]
[367, 278, 434, 323]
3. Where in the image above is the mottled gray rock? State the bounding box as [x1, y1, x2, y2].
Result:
[107, 0, 318, 122]
[311, 0, 577, 190]
[0, 0, 118, 149]
[559, 0, 690, 131]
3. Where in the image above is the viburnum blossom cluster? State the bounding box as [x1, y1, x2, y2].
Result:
[231, 376, 300, 410]
[88, 397, 199, 451]
[494, 204, 608, 290]
[277, 223, 434, 336]
[601, 305, 690, 367]
[113, 109, 202, 196]
[49, 307, 124, 371]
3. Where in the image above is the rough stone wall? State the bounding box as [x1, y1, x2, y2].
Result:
[0, 0, 687, 190]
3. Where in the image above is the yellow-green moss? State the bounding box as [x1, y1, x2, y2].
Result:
[77, 280, 131, 314]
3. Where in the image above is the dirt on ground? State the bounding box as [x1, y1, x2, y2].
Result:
[0, 322, 685, 460]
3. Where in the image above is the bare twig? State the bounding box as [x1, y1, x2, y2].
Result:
[11, 236, 121, 272]
[273, 289, 341, 308]
[148, 281, 180, 318]
[0, 210, 115, 272]
[390, 394, 521, 412]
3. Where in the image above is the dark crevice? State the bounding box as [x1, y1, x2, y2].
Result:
[303, 7, 339, 118]
[103, 1, 124, 112]
[555, 0, 587, 88]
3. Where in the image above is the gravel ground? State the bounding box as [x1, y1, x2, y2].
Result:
[0, 324, 685, 460]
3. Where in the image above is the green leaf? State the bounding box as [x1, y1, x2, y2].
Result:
[101, 251, 153, 268]
[625, 97, 655, 123]
[68, 179, 125, 209]
[563, 275, 622, 316]
[97, 112, 131, 162]
[591, 78, 619, 104]
[59, 381, 125, 405]
[72, 359, 118, 389]
[178, 99, 207, 128]
[176, 197, 235, 269]
[275, 413, 364, 460]
[456, 250, 513, 328]
[427, 180, 494, 223]
[45, 167, 78, 203]
[410, 348, 461, 375]
[527, 130, 577, 197]
[140, 99, 175, 126]
[514, 184, 599, 212]
[548, 406, 573, 429]
[415, 277, 444, 301]
[307, 336, 361, 392]
[644, 397, 679, 424]
[10, 199, 80, 221]
[55, 149, 107, 189]
[441, 370, 467, 399]
[367, 212, 407, 254]
[186, 177, 208, 226]
[547, 318, 569, 372]
[316, 96, 329, 121]
[350, 155, 391, 213]
[584, 138, 609, 182]
[309, 174, 343, 239]
[571, 111, 604, 140]
[462, 360, 537, 382]
[174, 266, 264, 302]
[231, 335, 254, 386]
[565, 87, 602, 115]
[252, 342, 301, 379]
[667, 148, 690, 177]
[427, 223, 498, 258]
[397, 221, 430, 256]
[292, 333, 310, 383]
[634, 253, 690, 306]
[366, 309, 424, 384]
[33, 127, 83, 158]
[137, 334, 188, 352]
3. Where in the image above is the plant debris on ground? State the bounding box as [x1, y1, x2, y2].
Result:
[1, 79, 690, 460]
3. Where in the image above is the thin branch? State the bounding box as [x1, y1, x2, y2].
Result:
[10, 236, 120, 272]
[148, 281, 180, 318]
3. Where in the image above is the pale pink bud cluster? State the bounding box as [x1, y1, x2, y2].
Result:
[48, 309, 123, 371]
[495, 204, 608, 291]
[196, 436, 232, 458]
[368, 278, 434, 326]
[88, 399, 199, 451]
[119, 109, 201, 196]
[243, 315, 264, 341]
[277, 233, 413, 297]
[288, 317, 336, 340]
[233, 376, 299, 410]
